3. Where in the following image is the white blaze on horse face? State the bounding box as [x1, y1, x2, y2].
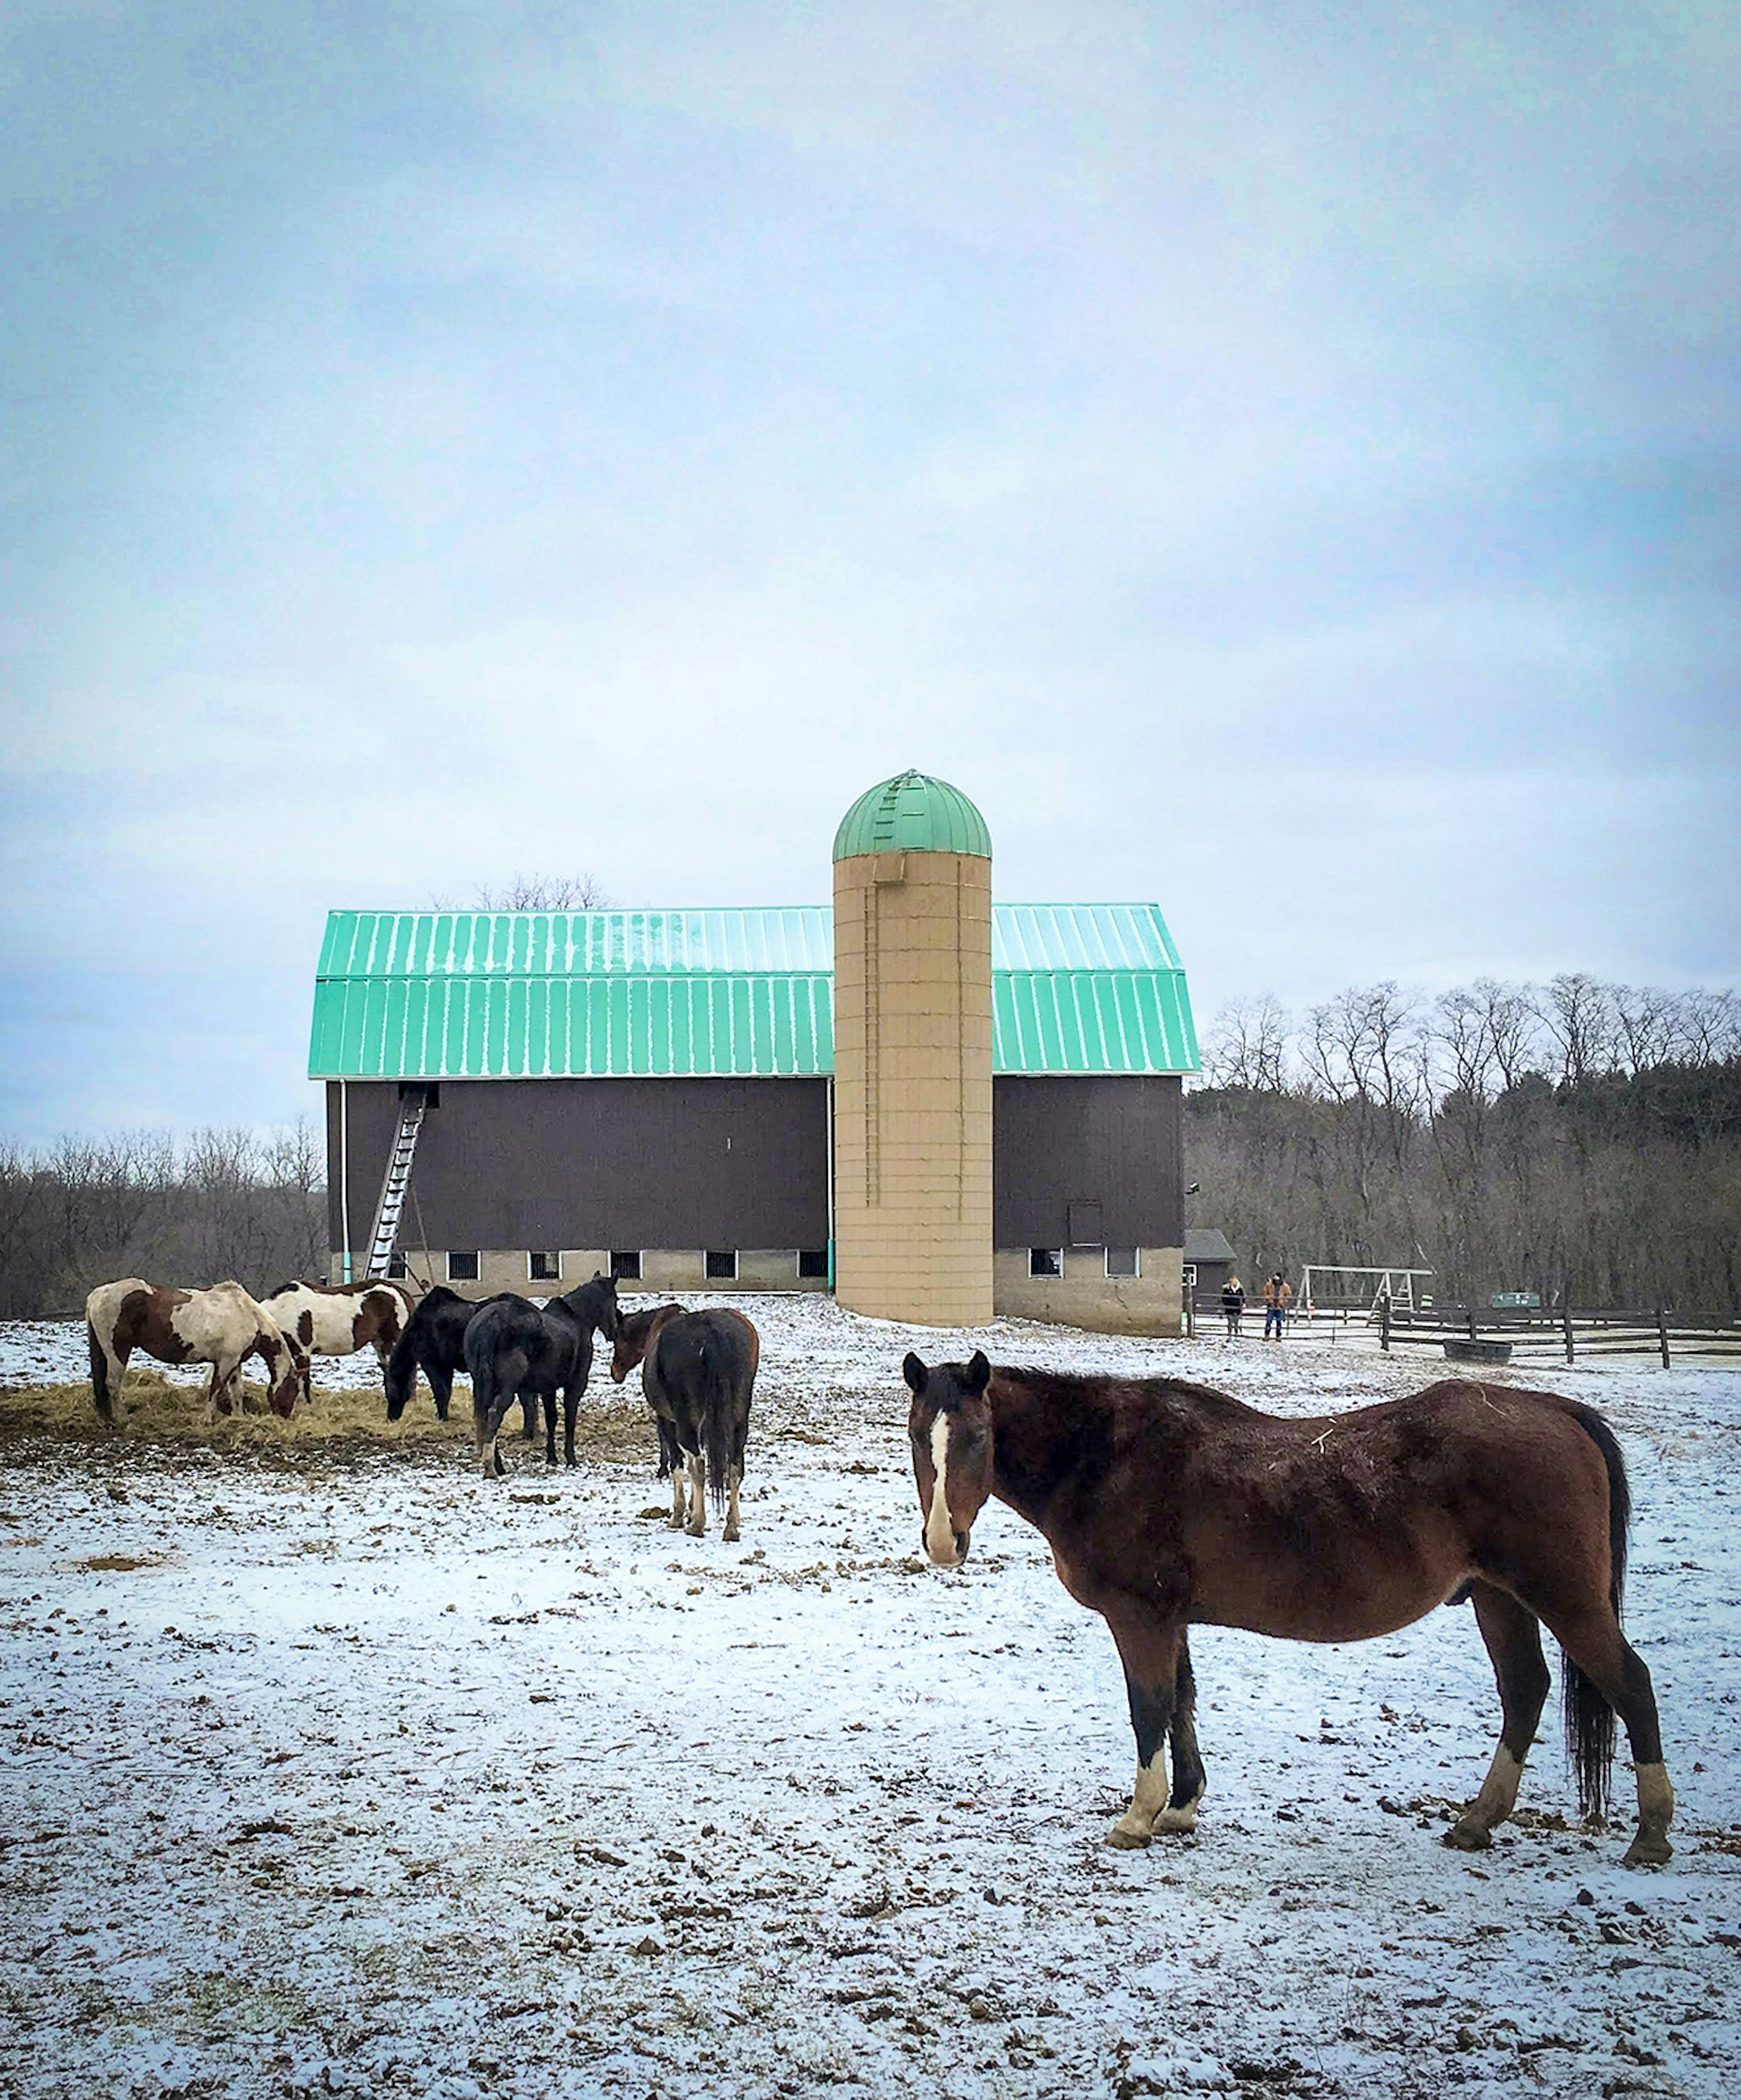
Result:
[924, 1414, 960, 1566]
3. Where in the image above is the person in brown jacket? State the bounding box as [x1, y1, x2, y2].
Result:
[1263, 1272, 1293, 1339]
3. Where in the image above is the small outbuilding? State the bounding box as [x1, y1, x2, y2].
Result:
[1183, 1228, 1238, 1314]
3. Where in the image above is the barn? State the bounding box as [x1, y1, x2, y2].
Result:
[309, 772, 1200, 1334]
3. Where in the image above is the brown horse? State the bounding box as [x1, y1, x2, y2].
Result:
[611, 1305, 759, 1540]
[903, 1352, 1674, 1868]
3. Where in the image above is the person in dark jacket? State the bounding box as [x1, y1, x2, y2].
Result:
[1220, 1275, 1246, 1338]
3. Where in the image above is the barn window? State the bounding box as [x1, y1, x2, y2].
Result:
[609, 1250, 642, 1280]
[386, 1251, 408, 1280]
[447, 1250, 480, 1282]
[705, 1250, 738, 1281]
[1106, 1247, 1140, 1278]
[1181, 1262, 1198, 1289]
[529, 1251, 561, 1282]
[1029, 1247, 1063, 1279]
[797, 1248, 829, 1279]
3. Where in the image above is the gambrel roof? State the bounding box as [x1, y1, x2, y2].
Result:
[309, 904, 1198, 1081]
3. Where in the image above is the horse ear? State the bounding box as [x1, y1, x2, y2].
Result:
[902, 1352, 928, 1394]
[965, 1349, 991, 1392]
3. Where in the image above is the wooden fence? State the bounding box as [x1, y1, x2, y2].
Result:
[1284, 1300, 1741, 1368]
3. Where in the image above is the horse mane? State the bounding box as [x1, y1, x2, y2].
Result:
[996, 1363, 1265, 1424]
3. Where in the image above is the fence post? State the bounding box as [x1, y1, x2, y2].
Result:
[1658, 1305, 1670, 1370]
[1563, 1300, 1575, 1366]
[1380, 1296, 1390, 1353]
[1468, 1307, 1478, 1346]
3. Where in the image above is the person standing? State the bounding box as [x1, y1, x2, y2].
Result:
[1220, 1275, 1245, 1339]
[1263, 1272, 1293, 1339]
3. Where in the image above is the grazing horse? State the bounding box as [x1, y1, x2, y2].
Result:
[384, 1286, 521, 1426]
[467, 1275, 620, 1476]
[259, 1278, 417, 1404]
[86, 1279, 305, 1424]
[610, 1305, 758, 1540]
[903, 1353, 1674, 1870]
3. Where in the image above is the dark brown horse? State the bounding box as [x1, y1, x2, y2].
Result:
[903, 1353, 1674, 1868]
[611, 1305, 759, 1540]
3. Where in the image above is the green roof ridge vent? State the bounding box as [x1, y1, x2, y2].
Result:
[832, 770, 991, 861]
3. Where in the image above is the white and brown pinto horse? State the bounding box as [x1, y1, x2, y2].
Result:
[904, 1352, 1675, 1869]
[259, 1278, 417, 1404]
[86, 1279, 305, 1423]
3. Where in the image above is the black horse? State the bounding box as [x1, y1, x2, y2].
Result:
[467, 1274, 619, 1475]
[609, 1304, 759, 1539]
[383, 1286, 525, 1429]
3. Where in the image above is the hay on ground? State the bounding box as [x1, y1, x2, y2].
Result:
[0, 1370, 658, 1466]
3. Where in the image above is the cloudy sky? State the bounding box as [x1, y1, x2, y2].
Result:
[3, 0, 1736, 1142]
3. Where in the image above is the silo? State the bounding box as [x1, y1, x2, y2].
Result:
[831, 770, 993, 1325]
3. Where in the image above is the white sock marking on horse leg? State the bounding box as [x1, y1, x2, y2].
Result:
[1153, 1778, 1205, 1835]
[1446, 1745, 1524, 1849]
[1635, 1762, 1673, 1836]
[686, 1451, 706, 1535]
[669, 1469, 686, 1527]
[725, 1468, 741, 1542]
[1108, 1753, 1170, 1848]
[1624, 1761, 1674, 1866]
[924, 1415, 955, 1564]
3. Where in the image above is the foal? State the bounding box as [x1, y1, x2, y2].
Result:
[905, 1352, 1674, 1868]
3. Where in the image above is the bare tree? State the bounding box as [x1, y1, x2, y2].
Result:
[475, 873, 613, 911]
[1537, 974, 1615, 1085]
[1200, 995, 1291, 1091]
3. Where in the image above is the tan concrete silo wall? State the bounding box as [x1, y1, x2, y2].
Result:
[832, 848, 993, 1325]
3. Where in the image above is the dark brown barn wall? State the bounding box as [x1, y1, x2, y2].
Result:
[992, 1075, 1183, 1249]
[328, 1078, 830, 1255]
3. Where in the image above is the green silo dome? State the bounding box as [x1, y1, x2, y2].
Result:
[832, 770, 992, 861]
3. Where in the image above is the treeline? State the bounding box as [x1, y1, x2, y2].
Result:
[0, 1125, 327, 1320]
[1186, 977, 1741, 1314]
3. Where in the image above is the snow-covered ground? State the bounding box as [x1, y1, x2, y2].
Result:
[3, 1300, 1737, 2099]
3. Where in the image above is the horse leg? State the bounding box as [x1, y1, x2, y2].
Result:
[543, 1392, 558, 1465]
[723, 1465, 742, 1543]
[685, 1446, 707, 1537]
[521, 1391, 538, 1441]
[1102, 1608, 1184, 1848]
[563, 1386, 579, 1469]
[1538, 1600, 1674, 1867]
[473, 1366, 511, 1478]
[1446, 1583, 1551, 1851]
[430, 1364, 452, 1423]
[90, 1329, 129, 1426]
[657, 1420, 686, 1527]
[1153, 1634, 1206, 1834]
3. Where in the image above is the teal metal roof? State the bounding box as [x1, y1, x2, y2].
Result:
[832, 771, 992, 860]
[310, 904, 1196, 1079]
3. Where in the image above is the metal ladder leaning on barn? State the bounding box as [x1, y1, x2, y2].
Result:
[363, 1089, 428, 1280]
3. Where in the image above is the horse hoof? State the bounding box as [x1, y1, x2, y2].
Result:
[1152, 1807, 1199, 1836]
[1443, 1822, 1493, 1852]
[723, 1527, 740, 1543]
[1622, 1835, 1673, 1868]
[1104, 1824, 1153, 1850]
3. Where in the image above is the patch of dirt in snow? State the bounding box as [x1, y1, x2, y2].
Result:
[1, 1298, 1737, 2099]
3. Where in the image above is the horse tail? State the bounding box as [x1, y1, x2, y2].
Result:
[698, 1328, 735, 1516]
[89, 1322, 113, 1421]
[1560, 1402, 1631, 1824]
